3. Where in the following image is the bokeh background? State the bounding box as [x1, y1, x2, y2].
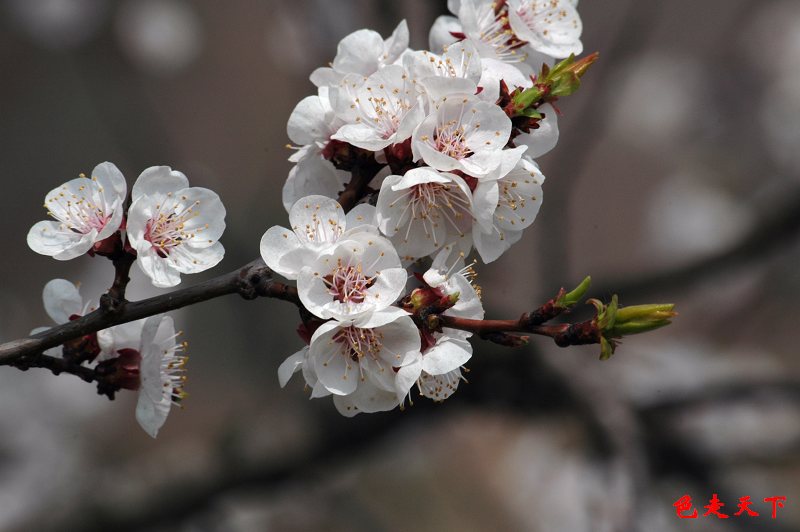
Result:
[1, 0, 799, 530]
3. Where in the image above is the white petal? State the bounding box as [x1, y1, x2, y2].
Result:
[312, 335, 357, 396]
[42, 279, 83, 324]
[136, 247, 183, 288]
[91, 161, 127, 202]
[176, 187, 227, 246]
[422, 336, 472, 375]
[515, 103, 559, 158]
[289, 194, 346, 246]
[169, 241, 225, 274]
[473, 226, 524, 263]
[287, 95, 334, 146]
[344, 203, 377, 230]
[333, 380, 400, 416]
[396, 357, 423, 399]
[352, 307, 410, 329]
[136, 316, 172, 438]
[507, 0, 583, 58]
[282, 157, 348, 213]
[27, 221, 97, 260]
[429, 15, 462, 53]
[260, 225, 303, 280]
[376, 315, 422, 368]
[332, 29, 385, 76]
[383, 20, 409, 63]
[131, 166, 189, 202]
[278, 347, 308, 388]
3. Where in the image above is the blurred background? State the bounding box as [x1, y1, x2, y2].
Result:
[1, 0, 799, 530]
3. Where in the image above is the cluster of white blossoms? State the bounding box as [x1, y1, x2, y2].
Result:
[23, 2, 591, 429]
[33, 279, 186, 437]
[268, 0, 583, 415]
[27, 162, 224, 436]
[28, 162, 226, 288]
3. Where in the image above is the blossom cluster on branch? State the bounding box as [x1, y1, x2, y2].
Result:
[3, 0, 676, 437]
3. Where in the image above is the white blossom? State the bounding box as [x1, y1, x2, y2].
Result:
[330, 65, 424, 151]
[127, 166, 226, 288]
[27, 162, 127, 260]
[135, 315, 187, 438]
[308, 308, 421, 416]
[412, 94, 513, 178]
[472, 156, 545, 262]
[403, 40, 483, 102]
[296, 232, 407, 322]
[398, 250, 484, 402]
[507, 0, 583, 59]
[95, 315, 187, 438]
[260, 195, 377, 281]
[31, 279, 94, 357]
[310, 20, 409, 87]
[375, 167, 473, 261]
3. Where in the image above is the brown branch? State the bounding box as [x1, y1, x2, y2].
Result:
[0, 259, 298, 367]
[437, 314, 599, 348]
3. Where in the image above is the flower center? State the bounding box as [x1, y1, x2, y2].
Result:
[144, 199, 201, 257]
[47, 185, 112, 235]
[433, 120, 474, 159]
[333, 325, 384, 362]
[352, 78, 414, 140]
[473, 1, 528, 62]
[388, 181, 472, 250]
[323, 260, 376, 304]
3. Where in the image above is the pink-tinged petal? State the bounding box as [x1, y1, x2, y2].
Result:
[42, 279, 83, 324]
[95, 199, 124, 241]
[131, 166, 189, 202]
